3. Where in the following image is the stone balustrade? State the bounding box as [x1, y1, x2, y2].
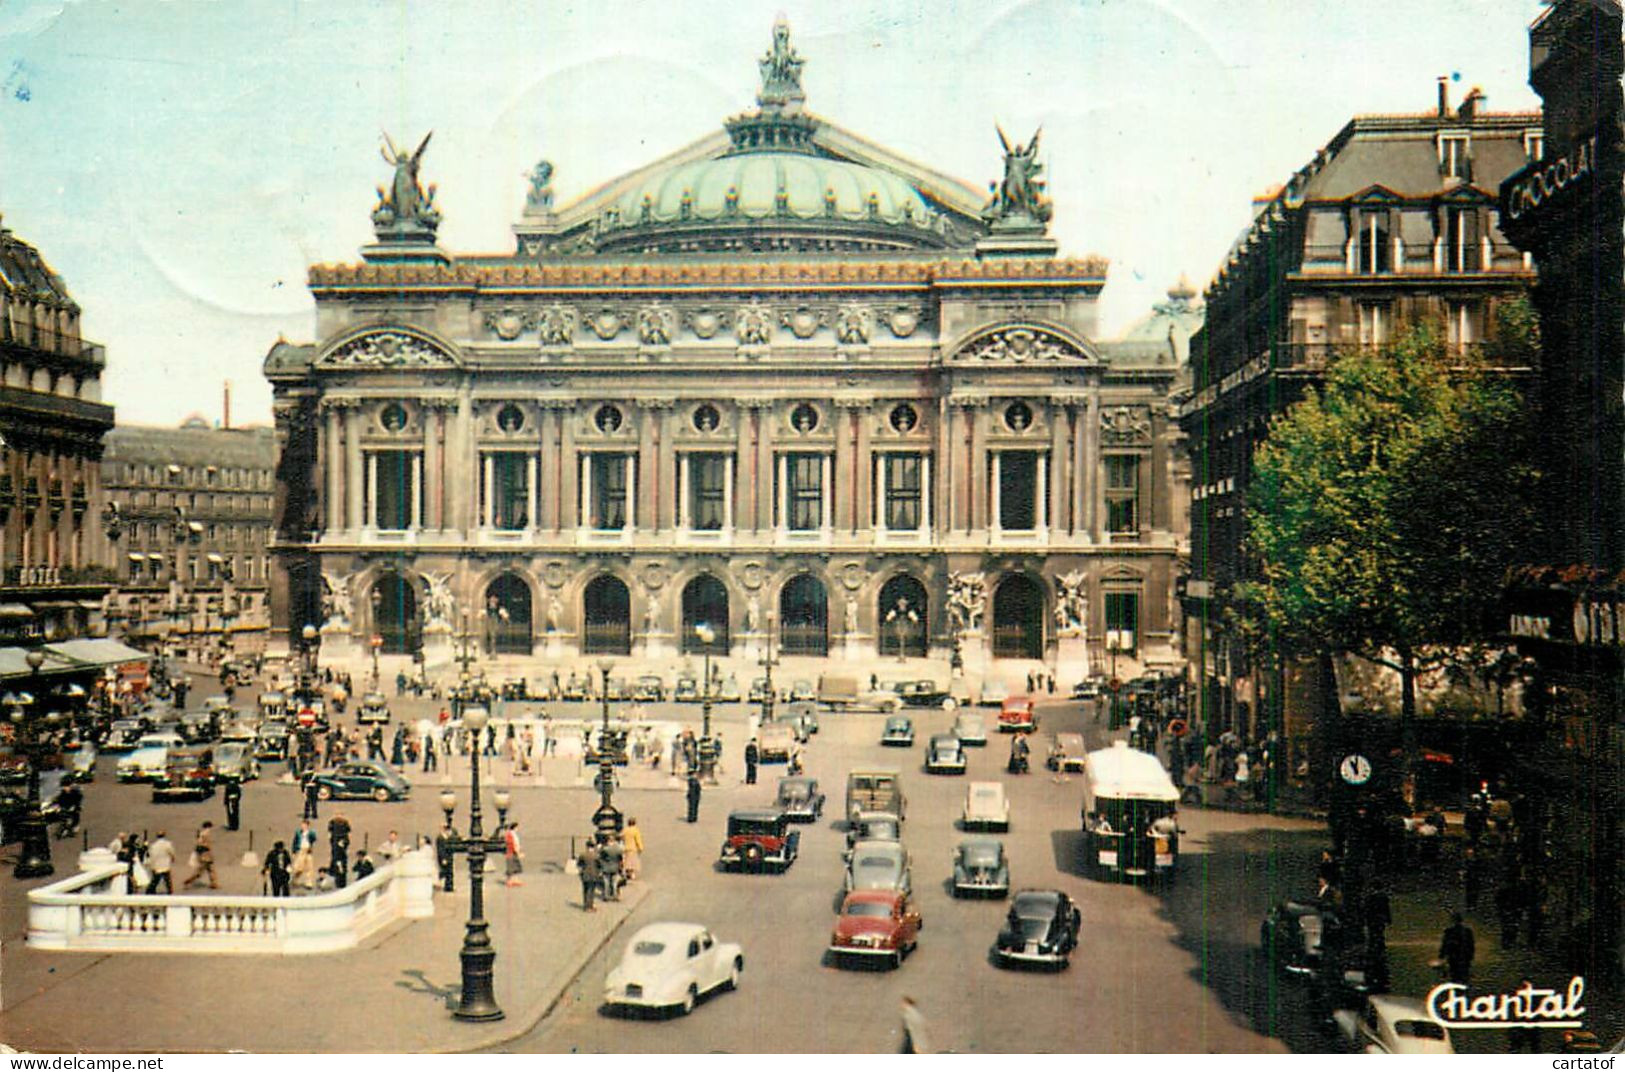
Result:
[27, 846, 435, 954]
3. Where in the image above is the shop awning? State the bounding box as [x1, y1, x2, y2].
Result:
[44, 638, 151, 669]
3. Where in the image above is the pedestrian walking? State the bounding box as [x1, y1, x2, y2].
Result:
[503, 822, 524, 887]
[577, 840, 601, 911]
[744, 738, 759, 785]
[623, 817, 644, 880]
[391, 725, 406, 767]
[223, 777, 242, 831]
[328, 812, 352, 888]
[146, 830, 176, 894]
[264, 839, 293, 896]
[291, 819, 319, 890]
[422, 725, 439, 772]
[599, 833, 623, 900]
[686, 771, 702, 823]
[899, 996, 931, 1054]
[302, 771, 320, 819]
[183, 822, 218, 889]
[1438, 911, 1475, 985]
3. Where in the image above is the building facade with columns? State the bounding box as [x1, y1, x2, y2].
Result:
[264, 22, 1182, 684]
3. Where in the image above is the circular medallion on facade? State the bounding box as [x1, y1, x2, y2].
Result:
[642, 562, 668, 591]
[692, 404, 721, 433]
[589, 310, 623, 340]
[791, 403, 820, 433]
[786, 309, 821, 339]
[841, 562, 865, 591]
[497, 404, 525, 433]
[543, 561, 567, 589]
[740, 561, 765, 591]
[380, 403, 409, 432]
[491, 311, 526, 341]
[689, 310, 722, 339]
[887, 309, 919, 338]
[889, 403, 919, 433]
[595, 404, 623, 433]
[1004, 400, 1033, 432]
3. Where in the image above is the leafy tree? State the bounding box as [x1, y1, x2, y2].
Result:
[1246, 322, 1540, 755]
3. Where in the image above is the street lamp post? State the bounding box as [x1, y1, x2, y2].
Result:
[760, 610, 778, 726]
[12, 648, 56, 879]
[695, 623, 717, 784]
[297, 623, 319, 774]
[593, 657, 621, 837]
[436, 704, 510, 1023]
[370, 588, 383, 687]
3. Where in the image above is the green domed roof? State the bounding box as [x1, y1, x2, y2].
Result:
[610, 151, 934, 228]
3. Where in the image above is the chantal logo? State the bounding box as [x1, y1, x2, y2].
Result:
[1425, 977, 1587, 1030]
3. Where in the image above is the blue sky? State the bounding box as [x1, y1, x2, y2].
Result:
[0, 0, 1548, 426]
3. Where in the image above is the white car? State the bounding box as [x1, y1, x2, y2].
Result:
[979, 680, 1011, 707]
[1334, 995, 1454, 1054]
[116, 732, 183, 782]
[603, 923, 743, 1016]
[953, 712, 988, 746]
[962, 780, 1010, 831]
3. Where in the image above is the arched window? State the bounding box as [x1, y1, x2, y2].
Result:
[878, 575, 928, 658]
[681, 576, 730, 654]
[779, 574, 828, 656]
[991, 574, 1044, 660]
[372, 573, 420, 655]
[583, 575, 631, 655]
[484, 573, 532, 655]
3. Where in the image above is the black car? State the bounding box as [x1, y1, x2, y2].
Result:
[993, 889, 1081, 968]
[1260, 900, 1330, 976]
[774, 776, 825, 822]
[312, 760, 411, 802]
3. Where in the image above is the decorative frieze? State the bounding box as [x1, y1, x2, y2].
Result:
[955, 326, 1085, 363]
[537, 304, 577, 346]
[1100, 405, 1152, 445]
[735, 304, 773, 346]
[319, 330, 456, 369]
[483, 307, 537, 341]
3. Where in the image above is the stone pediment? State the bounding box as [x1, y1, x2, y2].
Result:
[946, 321, 1099, 365]
[315, 326, 461, 370]
[1348, 184, 1403, 204]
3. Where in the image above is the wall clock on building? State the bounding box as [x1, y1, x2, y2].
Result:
[1339, 753, 1373, 786]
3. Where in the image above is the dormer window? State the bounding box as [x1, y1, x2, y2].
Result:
[1524, 130, 1544, 162]
[1355, 210, 1392, 274]
[1438, 133, 1470, 181]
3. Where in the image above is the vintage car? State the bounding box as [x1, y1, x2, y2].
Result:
[880, 715, 915, 748]
[846, 770, 906, 825]
[756, 722, 797, 763]
[117, 732, 183, 783]
[356, 692, 391, 725]
[952, 837, 1011, 898]
[101, 719, 147, 753]
[257, 691, 288, 719]
[1333, 995, 1455, 1055]
[673, 676, 700, 703]
[254, 718, 291, 761]
[212, 740, 260, 783]
[998, 696, 1039, 733]
[312, 759, 411, 802]
[584, 724, 632, 766]
[1046, 732, 1088, 772]
[784, 700, 820, 733]
[994, 889, 1082, 968]
[924, 734, 967, 775]
[1071, 676, 1106, 700]
[716, 674, 742, 703]
[774, 776, 825, 822]
[747, 677, 769, 704]
[718, 809, 800, 872]
[631, 675, 666, 703]
[1259, 900, 1329, 976]
[561, 674, 590, 702]
[152, 747, 216, 801]
[844, 839, 912, 895]
[789, 680, 816, 703]
[895, 680, 959, 711]
[844, 811, 903, 857]
[604, 677, 628, 702]
[62, 743, 97, 784]
[217, 659, 252, 687]
[962, 780, 1010, 831]
[178, 711, 219, 745]
[603, 922, 743, 1016]
[979, 680, 1011, 707]
[952, 712, 989, 747]
[828, 890, 922, 969]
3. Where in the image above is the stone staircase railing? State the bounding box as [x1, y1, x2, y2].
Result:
[27, 847, 435, 954]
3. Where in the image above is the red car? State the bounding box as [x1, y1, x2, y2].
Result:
[998, 696, 1038, 733]
[827, 889, 922, 969]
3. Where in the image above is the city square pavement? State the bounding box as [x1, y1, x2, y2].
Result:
[3, 662, 1619, 1052]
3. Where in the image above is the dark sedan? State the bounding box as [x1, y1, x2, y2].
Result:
[313, 760, 411, 802]
[994, 889, 1081, 968]
[774, 776, 825, 822]
[1259, 900, 1329, 976]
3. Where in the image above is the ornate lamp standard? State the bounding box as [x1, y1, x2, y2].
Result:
[759, 610, 778, 726]
[12, 648, 56, 879]
[593, 657, 622, 837]
[436, 703, 511, 1023]
[694, 623, 719, 783]
[295, 623, 320, 774]
[370, 588, 383, 687]
[885, 597, 918, 663]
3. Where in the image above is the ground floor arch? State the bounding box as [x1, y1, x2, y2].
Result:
[371, 572, 420, 655]
[681, 574, 730, 655]
[779, 573, 829, 656]
[484, 572, 532, 655]
[583, 574, 631, 655]
[992, 573, 1044, 660]
[878, 574, 928, 658]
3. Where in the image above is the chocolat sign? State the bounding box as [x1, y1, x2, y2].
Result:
[1502, 135, 1600, 224]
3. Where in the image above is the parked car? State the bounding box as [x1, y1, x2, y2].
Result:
[718, 809, 800, 872]
[604, 677, 628, 702]
[784, 700, 820, 733]
[952, 837, 1011, 898]
[924, 734, 967, 774]
[818, 673, 905, 713]
[844, 839, 912, 895]
[1046, 732, 1088, 772]
[998, 696, 1038, 733]
[632, 675, 666, 703]
[213, 741, 261, 783]
[152, 747, 217, 801]
[1259, 900, 1328, 976]
[993, 889, 1082, 968]
[101, 720, 146, 753]
[952, 712, 989, 747]
[979, 680, 1011, 707]
[1072, 676, 1106, 700]
[561, 675, 590, 702]
[962, 780, 1010, 831]
[845, 769, 906, 825]
[254, 718, 290, 761]
[747, 677, 769, 704]
[673, 676, 700, 703]
[584, 725, 632, 766]
[880, 716, 915, 747]
[602, 922, 743, 1017]
[790, 680, 816, 703]
[844, 811, 903, 857]
[1333, 995, 1455, 1054]
[117, 733, 182, 783]
[828, 890, 922, 969]
[716, 674, 742, 703]
[757, 722, 797, 763]
[313, 759, 411, 802]
[356, 692, 391, 725]
[895, 680, 958, 711]
[257, 691, 288, 720]
[774, 776, 825, 822]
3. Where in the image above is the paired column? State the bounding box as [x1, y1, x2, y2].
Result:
[345, 405, 364, 531]
[1085, 394, 1102, 541]
[322, 400, 344, 535]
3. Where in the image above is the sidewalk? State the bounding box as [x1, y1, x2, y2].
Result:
[0, 857, 647, 1053]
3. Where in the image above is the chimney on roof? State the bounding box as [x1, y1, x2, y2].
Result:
[223, 380, 231, 430]
[1458, 87, 1485, 120]
[1437, 76, 1450, 117]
